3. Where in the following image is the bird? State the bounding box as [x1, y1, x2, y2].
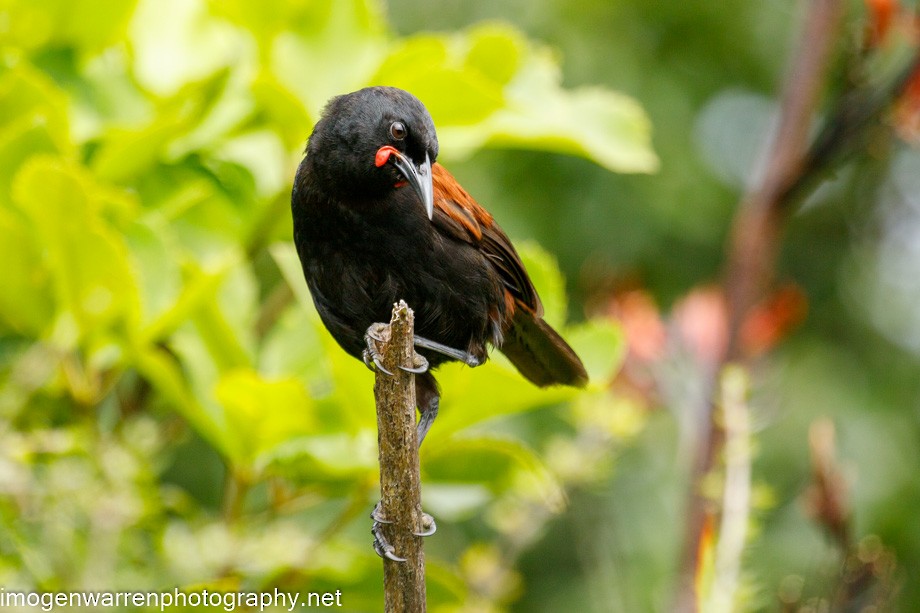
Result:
[291, 86, 588, 558]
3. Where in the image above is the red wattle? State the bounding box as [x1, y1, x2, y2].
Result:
[375, 146, 399, 168]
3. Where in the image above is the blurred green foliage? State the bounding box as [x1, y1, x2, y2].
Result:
[4, 0, 920, 611]
[0, 0, 647, 610]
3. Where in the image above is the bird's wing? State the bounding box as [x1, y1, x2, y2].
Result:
[430, 163, 543, 317]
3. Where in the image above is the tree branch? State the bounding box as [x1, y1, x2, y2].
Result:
[674, 1, 845, 610]
[724, 0, 845, 359]
[373, 300, 427, 613]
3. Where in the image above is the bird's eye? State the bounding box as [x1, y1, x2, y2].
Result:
[389, 121, 407, 141]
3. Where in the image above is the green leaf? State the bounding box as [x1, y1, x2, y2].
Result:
[0, 0, 138, 52]
[208, 0, 318, 54]
[91, 121, 177, 184]
[11, 157, 139, 345]
[0, 209, 54, 335]
[0, 63, 73, 192]
[193, 263, 258, 372]
[516, 241, 567, 328]
[258, 431, 377, 480]
[0, 63, 70, 145]
[212, 130, 287, 197]
[431, 360, 576, 442]
[250, 74, 313, 150]
[193, 299, 254, 373]
[260, 306, 332, 397]
[138, 256, 230, 345]
[269, 242, 315, 311]
[131, 345, 228, 452]
[370, 22, 656, 173]
[128, 0, 242, 96]
[271, 0, 388, 121]
[214, 369, 316, 465]
[565, 319, 625, 386]
[423, 436, 564, 510]
[91, 69, 233, 183]
[463, 23, 526, 86]
[124, 218, 183, 328]
[372, 34, 505, 126]
[58, 0, 139, 52]
[0, 116, 64, 198]
[133, 159, 258, 263]
[439, 48, 658, 173]
[269, 242, 378, 432]
[422, 484, 493, 521]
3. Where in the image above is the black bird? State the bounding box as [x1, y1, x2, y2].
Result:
[291, 86, 588, 557]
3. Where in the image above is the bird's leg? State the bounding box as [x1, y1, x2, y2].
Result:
[413, 382, 441, 536]
[415, 384, 439, 447]
[413, 335, 482, 367]
[412, 384, 438, 537]
[363, 323, 430, 375]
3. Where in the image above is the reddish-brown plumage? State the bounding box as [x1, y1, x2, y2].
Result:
[432, 163, 492, 240]
[431, 163, 544, 322]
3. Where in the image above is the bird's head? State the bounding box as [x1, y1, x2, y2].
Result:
[306, 86, 438, 219]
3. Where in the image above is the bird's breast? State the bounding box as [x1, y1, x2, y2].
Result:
[294, 188, 505, 365]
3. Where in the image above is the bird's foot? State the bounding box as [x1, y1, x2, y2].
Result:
[400, 352, 429, 374]
[372, 522, 406, 562]
[363, 323, 430, 375]
[363, 324, 392, 375]
[371, 502, 437, 562]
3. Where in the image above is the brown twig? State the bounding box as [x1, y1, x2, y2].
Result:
[374, 301, 427, 613]
[803, 419, 898, 611]
[723, 0, 845, 360]
[674, 1, 846, 610]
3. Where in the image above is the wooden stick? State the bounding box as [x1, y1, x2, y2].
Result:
[373, 300, 426, 612]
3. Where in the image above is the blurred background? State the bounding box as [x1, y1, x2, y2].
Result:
[1, 0, 919, 611]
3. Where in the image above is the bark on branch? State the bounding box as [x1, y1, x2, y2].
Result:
[373, 300, 427, 613]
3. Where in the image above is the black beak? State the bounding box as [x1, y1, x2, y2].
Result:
[390, 151, 434, 220]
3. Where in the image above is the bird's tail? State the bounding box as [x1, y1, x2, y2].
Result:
[499, 308, 588, 388]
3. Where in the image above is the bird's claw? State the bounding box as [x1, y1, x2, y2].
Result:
[363, 324, 393, 375]
[362, 348, 393, 376]
[372, 524, 407, 562]
[399, 352, 429, 374]
[372, 513, 406, 562]
[371, 502, 393, 524]
[413, 512, 437, 537]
